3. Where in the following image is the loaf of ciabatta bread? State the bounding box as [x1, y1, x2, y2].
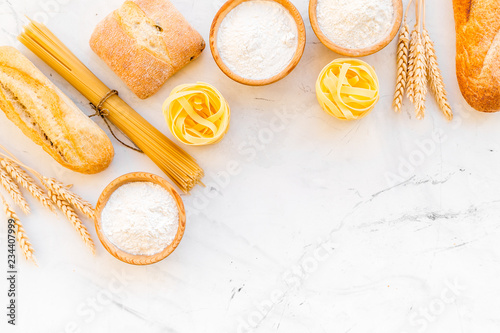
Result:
[454, 0, 500, 112]
[89, 0, 205, 99]
[0, 46, 114, 174]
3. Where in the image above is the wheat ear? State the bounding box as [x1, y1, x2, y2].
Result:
[393, 0, 414, 113]
[42, 177, 94, 220]
[422, 29, 452, 120]
[422, 0, 453, 121]
[406, 28, 418, 104]
[393, 22, 410, 113]
[2, 195, 37, 265]
[0, 158, 55, 212]
[406, 0, 428, 119]
[47, 189, 95, 255]
[0, 167, 30, 214]
[412, 30, 427, 120]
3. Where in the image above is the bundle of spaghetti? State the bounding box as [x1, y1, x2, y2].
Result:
[18, 20, 204, 193]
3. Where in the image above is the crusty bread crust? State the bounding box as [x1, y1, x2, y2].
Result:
[89, 0, 205, 99]
[0, 46, 114, 174]
[454, 0, 500, 112]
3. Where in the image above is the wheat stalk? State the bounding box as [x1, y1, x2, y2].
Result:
[1, 195, 37, 265]
[0, 158, 55, 212]
[406, 29, 418, 104]
[406, 0, 427, 119]
[422, 0, 453, 121]
[412, 30, 428, 119]
[42, 177, 94, 220]
[393, 22, 410, 113]
[0, 146, 97, 258]
[0, 153, 93, 218]
[422, 29, 452, 120]
[0, 166, 30, 214]
[47, 189, 95, 255]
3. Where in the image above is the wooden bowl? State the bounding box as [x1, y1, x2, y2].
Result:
[210, 0, 306, 86]
[94, 172, 186, 265]
[309, 0, 403, 57]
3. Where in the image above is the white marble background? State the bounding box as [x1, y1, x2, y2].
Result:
[1, 0, 499, 332]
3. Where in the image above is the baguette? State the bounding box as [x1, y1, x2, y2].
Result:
[0, 46, 114, 174]
[453, 0, 500, 112]
[90, 0, 206, 99]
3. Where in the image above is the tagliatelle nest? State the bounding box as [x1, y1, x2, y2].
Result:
[162, 82, 231, 146]
[316, 58, 380, 121]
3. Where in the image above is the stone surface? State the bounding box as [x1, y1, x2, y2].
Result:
[0, 0, 498, 332]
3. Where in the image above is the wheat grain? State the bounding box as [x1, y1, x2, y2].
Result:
[47, 189, 95, 255]
[42, 177, 94, 220]
[0, 166, 30, 214]
[2, 196, 37, 265]
[393, 23, 410, 113]
[0, 158, 55, 212]
[423, 28, 453, 121]
[413, 31, 428, 119]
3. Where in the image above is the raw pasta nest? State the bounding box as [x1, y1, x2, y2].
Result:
[162, 82, 230, 146]
[316, 58, 379, 120]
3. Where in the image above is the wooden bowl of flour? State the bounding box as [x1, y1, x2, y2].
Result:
[94, 172, 186, 265]
[309, 0, 403, 57]
[210, 0, 306, 86]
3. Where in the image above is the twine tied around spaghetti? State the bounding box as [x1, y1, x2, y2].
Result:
[89, 90, 143, 153]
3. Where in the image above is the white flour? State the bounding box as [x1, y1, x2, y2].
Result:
[317, 0, 394, 49]
[217, 0, 298, 80]
[101, 182, 179, 256]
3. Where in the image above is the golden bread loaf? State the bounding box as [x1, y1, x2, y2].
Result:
[0, 46, 114, 174]
[89, 0, 206, 99]
[454, 0, 500, 112]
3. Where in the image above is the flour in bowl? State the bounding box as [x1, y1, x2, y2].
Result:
[101, 181, 179, 256]
[317, 0, 394, 49]
[217, 0, 298, 80]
